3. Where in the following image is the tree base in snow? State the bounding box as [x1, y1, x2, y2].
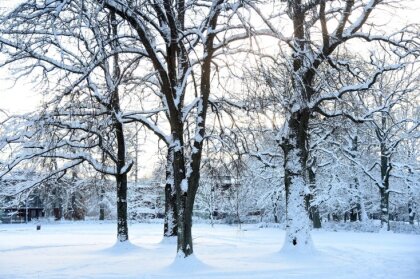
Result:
[164, 253, 211, 272]
[280, 230, 315, 255]
[101, 240, 141, 254]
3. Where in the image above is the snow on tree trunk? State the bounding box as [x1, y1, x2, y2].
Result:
[408, 201, 416, 225]
[116, 173, 128, 242]
[114, 118, 130, 242]
[379, 112, 391, 232]
[379, 187, 390, 231]
[282, 110, 313, 251]
[170, 134, 194, 257]
[176, 197, 194, 258]
[175, 190, 194, 257]
[307, 162, 321, 229]
[350, 134, 368, 222]
[164, 148, 177, 238]
[359, 199, 368, 222]
[164, 183, 177, 237]
[311, 207, 322, 229]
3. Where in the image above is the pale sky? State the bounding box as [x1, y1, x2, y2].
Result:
[0, 1, 418, 177]
[0, 0, 419, 116]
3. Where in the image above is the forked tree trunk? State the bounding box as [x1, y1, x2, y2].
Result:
[171, 132, 193, 257]
[173, 151, 199, 258]
[172, 118, 205, 257]
[172, 6, 217, 255]
[174, 177, 194, 257]
[282, 109, 313, 251]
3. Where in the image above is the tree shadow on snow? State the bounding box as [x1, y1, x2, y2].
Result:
[98, 240, 144, 255]
[159, 253, 213, 275]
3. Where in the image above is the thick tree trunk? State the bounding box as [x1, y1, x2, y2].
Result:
[114, 117, 129, 242]
[307, 164, 321, 229]
[164, 183, 178, 237]
[173, 7, 216, 256]
[174, 159, 197, 258]
[116, 173, 129, 241]
[379, 187, 390, 231]
[164, 148, 177, 237]
[311, 207, 322, 229]
[114, 108, 129, 242]
[172, 127, 204, 257]
[171, 131, 193, 257]
[175, 186, 193, 257]
[109, 10, 130, 242]
[282, 110, 313, 251]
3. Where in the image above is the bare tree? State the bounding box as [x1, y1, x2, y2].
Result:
[253, 0, 419, 250]
[342, 66, 419, 230]
[99, 0, 259, 257]
[0, 3, 136, 242]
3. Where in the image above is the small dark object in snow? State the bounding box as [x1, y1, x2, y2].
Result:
[292, 238, 297, 246]
[36, 225, 41, 230]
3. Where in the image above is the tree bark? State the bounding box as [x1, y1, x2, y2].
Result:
[116, 172, 129, 241]
[282, 109, 313, 250]
[114, 86, 129, 242]
[349, 134, 368, 222]
[307, 162, 321, 229]
[273, 191, 281, 223]
[110, 10, 130, 242]
[311, 207, 322, 229]
[99, 187, 105, 221]
[164, 148, 177, 237]
[379, 186, 390, 231]
[172, 132, 192, 256]
[379, 113, 391, 231]
[408, 201, 416, 225]
[173, 3, 220, 256]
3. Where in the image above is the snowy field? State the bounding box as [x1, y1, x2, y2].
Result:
[0, 222, 419, 279]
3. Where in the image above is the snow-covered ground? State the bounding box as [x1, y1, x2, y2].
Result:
[0, 222, 419, 279]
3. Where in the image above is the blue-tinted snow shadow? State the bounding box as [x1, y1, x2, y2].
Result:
[98, 240, 145, 255]
[158, 253, 214, 274]
[157, 236, 177, 245]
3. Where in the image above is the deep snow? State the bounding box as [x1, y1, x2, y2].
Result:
[0, 222, 419, 278]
